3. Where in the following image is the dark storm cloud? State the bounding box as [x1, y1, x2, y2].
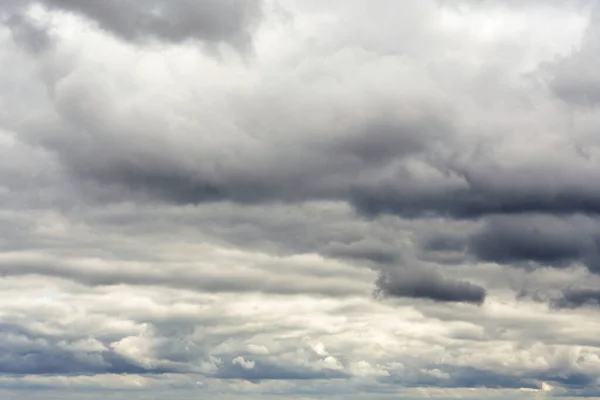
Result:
[418, 231, 469, 264]
[350, 159, 600, 219]
[374, 268, 486, 305]
[467, 215, 600, 273]
[96, 153, 600, 222]
[421, 233, 467, 253]
[469, 215, 592, 266]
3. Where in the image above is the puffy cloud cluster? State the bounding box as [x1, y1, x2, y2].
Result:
[2, 0, 600, 398]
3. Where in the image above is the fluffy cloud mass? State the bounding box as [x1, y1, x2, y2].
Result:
[2, 0, 600, 399]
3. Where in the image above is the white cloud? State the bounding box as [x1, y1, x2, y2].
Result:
[232, 357, 256, 370]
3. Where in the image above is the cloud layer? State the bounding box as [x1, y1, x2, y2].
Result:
[2, 0, 600, 399]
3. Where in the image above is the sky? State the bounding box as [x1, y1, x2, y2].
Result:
[2, 0, 600, 399]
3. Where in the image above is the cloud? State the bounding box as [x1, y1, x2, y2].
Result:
[13, 27, 600, 226]
[552, 287, 600, 309]
[0, 251, 372, 297]
[217, 358, 348, 382]
[383, 365, 539, 390]
[544, 8, 600, 106]
[0, 322, 178, 375]
[232, 357, 255, 370]
[469, 215, 597, 266]
[374, 268, 486, 305]
[0, 0, 593, 232]
[2, 0, 263, 52]
[2, 0, 600, 398]
[4, 13, 50, 54]
[465, 215, 600, 276]
[421, 233, 467, 254]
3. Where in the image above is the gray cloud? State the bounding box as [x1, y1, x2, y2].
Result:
[0, 253, 371, 297]
[350, 154, 600, 218]
[545, 8, 600, 106]
[3, 0, 600, 397]
[421, 233, 467, 254]
[466, 215, 600, 276]
[2, 0, 263, 51]
[19, 50, 600, 226]
[0, 322, 178, 375]
[383, 364, 539, 390]
[3, 1, 597, 230]
[214, 358, 348, 382]
[4, 13, 50, 54]
[38, 97, 454, 211]
[322, 239, 401, 265]
[374, 268, 486, 305]
[552, 287, 600, 309]
[469, 215, 596, 266]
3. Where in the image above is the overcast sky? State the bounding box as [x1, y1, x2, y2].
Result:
[2, 0, 600, 399]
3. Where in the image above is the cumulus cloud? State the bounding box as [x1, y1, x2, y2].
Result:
[2, 0, 600, 398]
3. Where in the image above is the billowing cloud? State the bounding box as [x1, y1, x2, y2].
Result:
[2, 0, 600, 398]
